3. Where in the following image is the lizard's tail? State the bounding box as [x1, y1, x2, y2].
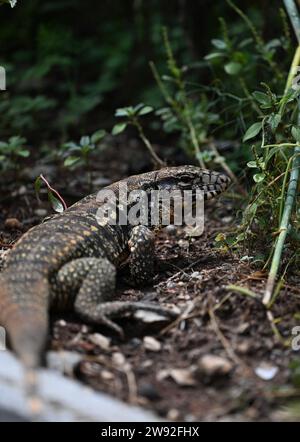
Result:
[0, 271, 49, 416]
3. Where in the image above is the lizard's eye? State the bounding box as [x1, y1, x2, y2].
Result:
[178, 175, 192, 187]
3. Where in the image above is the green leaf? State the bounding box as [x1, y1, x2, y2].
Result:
[64, 156, 81, 167]
[138, 106, 153, 116]
[91, 129, 106, 144]
[115, 107, 132, 117]
[268, 113, 281, 131]
[112, 123, 127, 135]
[224, 61, 242, 75]
[253, 173, 266, 183]
[292, 126, 300, 142]
[9, 136, 26, 146]
[211, 39, 227, 49]
[204, 52, 225, 61]
[48, 191, 64, 213]
[80, 136, 90, 147]
[17, 149, 30, 157]
[289, 359, 300, 388]
[34, 176, 42, 195]
[243, 122, 262, 142]
[247, 161, 258, 168]
[0, 0, 17, 7]
[252, 91, 270, 106]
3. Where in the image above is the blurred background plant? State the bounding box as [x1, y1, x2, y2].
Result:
[0, 1, 290, 148]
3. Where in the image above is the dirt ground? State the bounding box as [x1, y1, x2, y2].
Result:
[1, 140, 300, 422]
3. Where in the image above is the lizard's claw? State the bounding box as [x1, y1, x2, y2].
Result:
[95, 301, 178, 338]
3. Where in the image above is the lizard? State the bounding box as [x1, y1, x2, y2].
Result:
[0, 165, 230, 373]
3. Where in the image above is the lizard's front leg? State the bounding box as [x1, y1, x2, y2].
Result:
[56, 257, 176, 337]
[128, 225, 155, 285]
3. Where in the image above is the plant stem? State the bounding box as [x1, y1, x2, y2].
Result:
[133, 119, 165, 168]
[263, 148, 300, 305]
[279, 45, 300, 116]
[239, 78, 263, 116]
[150, 60, 205, 168]
[209, 141, 247, 195]
[187, 120, 206, 169]
[227, 0, 283, 80]
[263, 0, 300, 305]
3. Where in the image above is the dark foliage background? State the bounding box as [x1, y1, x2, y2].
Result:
[0, 0, 286, 144]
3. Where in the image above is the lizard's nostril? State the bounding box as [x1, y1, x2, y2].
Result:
[219, 174, 231, 184]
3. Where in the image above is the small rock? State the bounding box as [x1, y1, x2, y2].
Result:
[101, 370, 114, 381]
[141, 359, 153, 369]
[198, 354, 233, 377]
[191, 271, 201, 279]
[16, 185, 27, 196]
[143, 336, 161, 352]
[167, 408, 180, 420]
[4, 218, 23, 230]
[169, 368, 196, 386]
[166, 281, 176, 289]
[157, 368, 196, 386]
[178, 239, 189, 248]
[236, 323, 250, 334]
[93, 177, 111, 187]
[89, 333, 111, 350]
[165, 225, 176, 235]
[112, 352, 126, 366]
[255, 362, 278, 380]
[34, 209, 48, 217]
[134, 310, 170, 323]
[222, 216, 233, 223]
[236, 341, 251, 355]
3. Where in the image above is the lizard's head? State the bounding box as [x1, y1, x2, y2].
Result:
[154, 165, 231, 200]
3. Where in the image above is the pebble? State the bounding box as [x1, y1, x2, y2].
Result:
[157, 368, 196, 386]
[255, 362, 278, 380]
[4, 218, 23, 230]
[143, 336, 161, 352]
[191, 271, 201, 279]
[167, 408, 180, 420]
[101, 370, 114, 381]
[197, 354, 233, 377]
[34, 209, 48, 217]
[93, 177, 112, 187]
[165, 225, 176, 235]
[89, 333, 111, 350]
[112, 352, 126, 366]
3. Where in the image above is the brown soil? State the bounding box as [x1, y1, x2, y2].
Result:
[1, 141, 300, 422]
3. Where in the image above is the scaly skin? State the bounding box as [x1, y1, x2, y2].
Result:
[0, 166, 230, 369]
